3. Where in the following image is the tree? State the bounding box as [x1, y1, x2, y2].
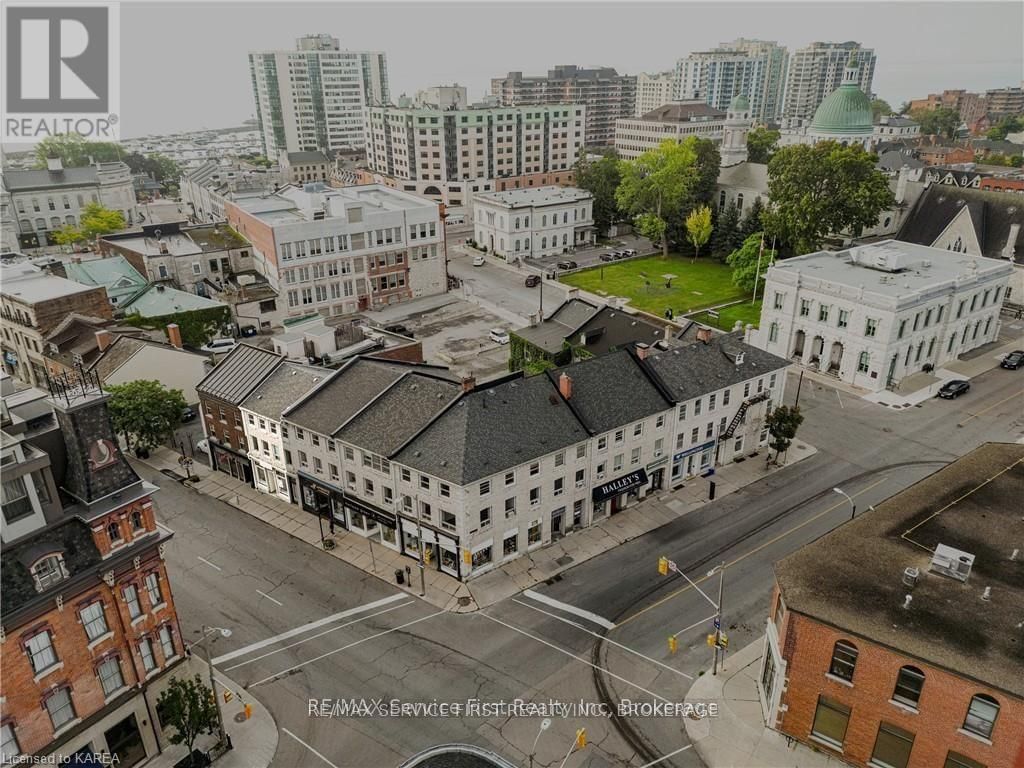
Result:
[125, 151, 181, 183]
[763, 142, 895, 254]
[34, 135, 121, 168]
[765, 404, 804, 463]
[157, 675, 219, 767]
[746, 127, 780, 164]
[107, 380, 187, 451]
[987, 115, 1024, 141]
[710, 202, 742, 261]
[738, 197, 765, 240]
[910, 107, 960, 139]
[685, 205, 713, 262]
[616, 138, 701, 257]
[52, 202, 126, 245]
[726, 232, 775, 293]
[870, 99, 893, 120]
[574, 150, 621, 236]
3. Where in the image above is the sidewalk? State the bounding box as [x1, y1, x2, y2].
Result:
[683, 640, 844, 768]
[146, 655, 278, 768]
[142, 436, 815, 613]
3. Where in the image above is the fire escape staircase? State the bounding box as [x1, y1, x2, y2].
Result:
[722, 391, 770, 439]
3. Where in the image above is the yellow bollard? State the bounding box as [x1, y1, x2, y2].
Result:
[244, 702, 252, 720]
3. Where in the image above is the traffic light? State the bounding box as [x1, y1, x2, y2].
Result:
[719, 633, 729, 649]
[668, 635, 678, 654]
[575, 728, 587, 749]
[658, 556, 669, 575]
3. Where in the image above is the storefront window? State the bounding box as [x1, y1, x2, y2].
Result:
[381, 525, 397, 546]
[528, 521, 541, 545]
[503, 533, 518, 557]
[472, 546, 492, 567]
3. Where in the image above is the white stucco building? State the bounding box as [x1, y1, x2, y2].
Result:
[471, 186, 594, 260]
[747, 240, 1013, 393]
[634, 72, 676, 117]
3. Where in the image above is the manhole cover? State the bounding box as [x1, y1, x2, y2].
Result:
[457, 596, 472, 607]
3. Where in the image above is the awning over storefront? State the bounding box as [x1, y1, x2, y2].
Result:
[297, 471, 397, 526]
[592, 468, 649, 502]
[673, 440, 716, 462]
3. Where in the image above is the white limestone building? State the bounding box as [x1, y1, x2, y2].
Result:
[747, 241, 1013, 393]
[471, 186, 595, 260]
[613, 103, 726, 160]
[634, 72, 676, 117]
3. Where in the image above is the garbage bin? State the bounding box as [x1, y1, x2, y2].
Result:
[395, 569, 405, 586]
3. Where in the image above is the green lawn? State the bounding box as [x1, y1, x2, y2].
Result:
[691, 300, 763, 331]
[560, 254, 749, 317]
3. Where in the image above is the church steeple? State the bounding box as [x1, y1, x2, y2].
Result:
[721, 92, 752, 167]
[841, 53, 860, 87]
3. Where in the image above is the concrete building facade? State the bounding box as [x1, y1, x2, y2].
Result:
[634, 72, 676, 117]
[781, 41, 876, 122]
[471, 186, 595, 260]
[614, 102, 727, 160]
[248, 34, 389, 159]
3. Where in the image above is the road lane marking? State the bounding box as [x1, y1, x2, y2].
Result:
[249, 611, 445, 688]
[835, 390, 844, 409]
[256, 590, 283, 607]
[222, 600, 415, 671]
[639, 744, 693, 768]
[511, 598, 692, 680]
[197, 556, 222, 572]
[614, 476, 890, 629]
[478, 613, 671, 703]
[282, 728, 340, 768]
[212, 593, 408, 665]
[522, 589, 615, 629]
[957, 388, 1024, 426]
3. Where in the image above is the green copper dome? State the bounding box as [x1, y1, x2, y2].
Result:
[809, 57, 873, 135]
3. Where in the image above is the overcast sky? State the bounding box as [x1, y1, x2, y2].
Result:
[112, 1, 1022, 138]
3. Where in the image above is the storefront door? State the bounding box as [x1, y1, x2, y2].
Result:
[651, 468, 664, 492]
[551, 508, 564, 540]
[104, 714, 146, 768]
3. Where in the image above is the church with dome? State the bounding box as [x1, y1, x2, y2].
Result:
[776, 54, 878, 149]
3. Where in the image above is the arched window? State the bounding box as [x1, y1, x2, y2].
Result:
[563, 212, 568, 224]
[892, 666, 924, 708]
[858, 351, 869, 373]
[35, 218, 47, 230]
[541, 236, 547, 249]
[829, 640, 858, 681]
[963, 694, 999, 739]
[736, 193, 744, 212]
[131, 510, 144, 530]
[514, 217, 520, 230]
[31, 554, 68, 591]
[768, 322, 778, 343]
[107, 521, 122, 543]
[562, 233, 567, 246]
[542, 215, 547, 226]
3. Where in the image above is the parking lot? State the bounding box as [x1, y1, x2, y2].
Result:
[529, 232, 655, 271]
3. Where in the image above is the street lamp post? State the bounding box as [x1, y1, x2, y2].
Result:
[710, 562, 726, 675]
[833, 487, 856, 520]
[415, 494, 426, 597]
[528, 717, 552, 768]
[198, 626, 232, 749]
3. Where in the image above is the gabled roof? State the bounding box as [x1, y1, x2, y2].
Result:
[716, 161, 768, 192]
[549, 349, 671, 434]
[570, 306, 670, 357]
[896, 184, 1024, 262]
[88, 335, 208, 383]
[65, 256, 147, 303]
[196, 343, 283, 404]
[640, 102, 726, 122]
[241, 361, 327, 419]
[644, 332, 790, 403]
[395, 374, 588, 485]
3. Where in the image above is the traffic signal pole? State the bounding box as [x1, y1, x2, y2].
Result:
[712, 561, 726, 676]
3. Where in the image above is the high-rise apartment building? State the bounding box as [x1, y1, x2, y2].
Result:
[984, 86, 1024, 119]
[490, 65, 635, 147]
[364, 104, 585, 206]
[634, 72, 676, 117]
[248, 34, 389, 160]
[781, 41, 875, 121]
[674, 41, 787, 122]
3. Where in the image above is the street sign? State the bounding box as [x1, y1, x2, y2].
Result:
[668, 560, 678, 573]
[713, 618, 721, 629]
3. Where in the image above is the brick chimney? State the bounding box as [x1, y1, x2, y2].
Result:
[95, 329, 113, 351]
[696, 326, 713, 345]
[461, 375, 476, 393]
[635, 342, 649, 360]
[167, 323, 183, 349]
[558, 372, 573, 400]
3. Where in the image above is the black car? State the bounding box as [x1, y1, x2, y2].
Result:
[937, 380, 970, 399]
[1000, 350, 1024, 369]
[525, 274, 541, 287]
[384, 323, 413, 337]
[181, 407, 197, 422]
[239, 324, 258, 337]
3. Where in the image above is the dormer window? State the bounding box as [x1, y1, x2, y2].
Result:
[131, 510, 144, 531]
[107, 521, 123, 544]
[31, 554, 68, 592]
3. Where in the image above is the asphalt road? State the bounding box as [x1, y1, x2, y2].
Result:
[145, 362, 1024, 768]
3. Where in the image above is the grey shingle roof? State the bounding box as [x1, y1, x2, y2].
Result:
[337, 373, 461, 456]
[395, 375, 588, 485]
[283, 358, 406, 433]
[550, 349, 671, 434]
[241, 362, 328, 419]
[286, 151, 329, 165]
[570, 307, 670, 357]
[3, 166, 101, 190]
[644, 333, 790, 402]
[196, 343, 282, 404]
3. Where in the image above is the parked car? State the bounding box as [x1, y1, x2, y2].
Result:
[180, 407, 197, 422]
[613, 252, 628, 260]
[196, 439, 210, 455]
[622, 248, 637, 257]
[200, 338, 237, 354]
[239, 325, 258, 338]
[525, 274, 541, 287]
[472, 255, 485, 267]
[556, 260, 577, 270]
[489, 328, 510, 345]
[599, 253, 615, 262]
[937, 379, 970, 399]
[1000, 350, 1024, 369]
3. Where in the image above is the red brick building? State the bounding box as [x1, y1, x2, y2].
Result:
[760, 443, 1024, 768]
[1, 371, 186, 765]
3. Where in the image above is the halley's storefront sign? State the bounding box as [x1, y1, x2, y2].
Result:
[592, 469, 648, 502]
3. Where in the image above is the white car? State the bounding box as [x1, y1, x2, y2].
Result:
[196, 439, 210, 455]
[201, 338, 237, 354]
[472, 255, 485, 267]
[489, 328, 510, 345]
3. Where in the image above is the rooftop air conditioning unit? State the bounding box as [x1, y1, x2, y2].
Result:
[929, 544, 974, 582]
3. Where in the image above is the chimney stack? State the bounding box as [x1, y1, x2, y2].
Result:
[95, 329, 113, 351]
[696, 326, 713, 345]
[46, 154, 63, 172]
[461, 375, 476, 393]
[558, 372, 573, 400]
[635, 342, 649, 360]
[664, 324, 673, 342]
[167, 323, 183, 349]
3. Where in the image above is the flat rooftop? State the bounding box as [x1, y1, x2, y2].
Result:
[0, 263, 98, 304]
[775, 442, 1024, 697]
[475, 185, 591, 208]
[233, 183, 434, 225]
[767, 240, 1013, 300]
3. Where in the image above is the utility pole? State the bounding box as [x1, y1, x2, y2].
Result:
[200, 626, 231, 749]
[712, 561, 726, 676]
